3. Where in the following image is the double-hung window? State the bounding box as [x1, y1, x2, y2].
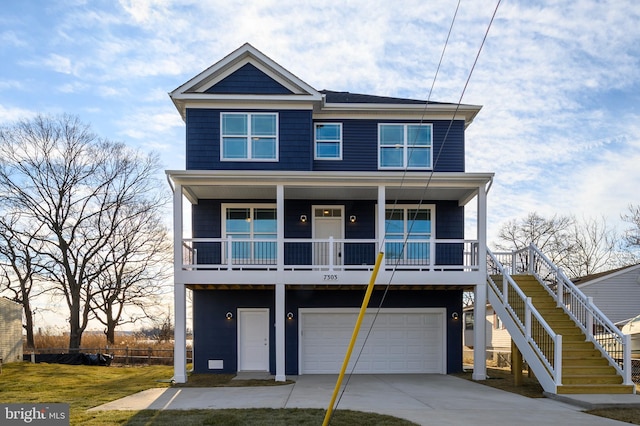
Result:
[223, 205, 277, 264]
[221, 112, 278, 161]
[384, 205, 433, 265]
[378, 123, 432, 169]
[314, 123, 342, 160]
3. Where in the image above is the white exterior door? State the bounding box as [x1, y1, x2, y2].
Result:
[299, 308, 446, 374]
[238, 309, 269, 371]
[313, 206, 344, 266]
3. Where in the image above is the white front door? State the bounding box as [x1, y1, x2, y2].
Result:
[313, 206, 344, 266]
[238, 308, 269, 371]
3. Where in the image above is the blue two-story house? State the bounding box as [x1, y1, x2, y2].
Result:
[168, 43, 493, 383]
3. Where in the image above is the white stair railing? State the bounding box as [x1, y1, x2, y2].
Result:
[527, 244, 632, 386]
[487, 249, 561, 393]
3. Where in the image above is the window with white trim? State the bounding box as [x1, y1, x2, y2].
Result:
[221, 113, 278, 161]
[223, 205, 277, 263]
[385, 205, 433, 264]
[314, 123, 342, 160]
[378, 123, 432, 169]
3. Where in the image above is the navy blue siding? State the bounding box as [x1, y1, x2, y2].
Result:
[313, 119, 465, 172]
[192, 199, 464, 266]
[186, 108, 313, 171]
[192, 289, 463, 375]
[206, 63, 293, 94]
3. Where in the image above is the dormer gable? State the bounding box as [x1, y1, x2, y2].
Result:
[170, 43, 322, 120]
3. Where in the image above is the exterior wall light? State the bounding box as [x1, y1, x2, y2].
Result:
[287, 312, 294, 320]
[349, 215, 357, 223]
[300, 214, 307, 223]
[451, 312, 459, 320]
[226, 312, 233, 320]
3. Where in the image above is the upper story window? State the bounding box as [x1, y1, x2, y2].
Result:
[221, 113, 278, 161]
[378, 123, 432, 169]
[315, 123, 342, 160]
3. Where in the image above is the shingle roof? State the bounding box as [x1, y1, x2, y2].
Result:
[572, 263, 640, 285]
[320, 90, 451, 105]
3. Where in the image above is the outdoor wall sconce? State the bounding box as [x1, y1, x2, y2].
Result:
[349, 215, 357, 223]
[451, 312, 459, 320]
[226, 312, 233, 320]
[287, 312, 294, 320]
[300, 214, 307, 223]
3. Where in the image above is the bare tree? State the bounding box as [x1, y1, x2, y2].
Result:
[91, 206, 172, 344]
[0, 114, 167, 351]
[494, 212, 575, 267]
[562, 216, 621, 278]
[0, 213, 46, 349]
[622, 204, 640, 249]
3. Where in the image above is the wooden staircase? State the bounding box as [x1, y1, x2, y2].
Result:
[513, 275, 635, 394]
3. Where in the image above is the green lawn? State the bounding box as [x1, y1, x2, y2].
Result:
[0, 363, 416, 425]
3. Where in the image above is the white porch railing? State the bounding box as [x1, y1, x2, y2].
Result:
[181, 237, 480, 272]
[487, 249, 562, 393]
[489, 244, 633, 388]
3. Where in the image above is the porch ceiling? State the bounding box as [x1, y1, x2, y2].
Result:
[167, 170, 494, 205]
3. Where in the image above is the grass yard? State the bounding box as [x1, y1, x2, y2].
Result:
[0, 363, 415, 425]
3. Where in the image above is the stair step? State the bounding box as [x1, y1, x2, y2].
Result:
[563, 365, 617, 375]
[562, 357, 609, 366]
[561, 374, 623, 385]
[557, 384, 636, 394]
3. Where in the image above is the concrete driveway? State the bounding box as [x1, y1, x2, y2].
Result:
[90, 374, 631, 425]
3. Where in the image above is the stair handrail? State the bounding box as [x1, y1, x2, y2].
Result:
[487, 249, 562, 387]
[527, 244, 632, 385]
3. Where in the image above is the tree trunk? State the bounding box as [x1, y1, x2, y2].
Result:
[23, 300, 35, 349]
[105, 319, 116, 345]
[68, 300, 82, 353]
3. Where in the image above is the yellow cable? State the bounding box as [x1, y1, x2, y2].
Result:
[322, 251, 384, 426]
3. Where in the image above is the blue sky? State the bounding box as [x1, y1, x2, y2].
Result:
[1, 0, 639, 242]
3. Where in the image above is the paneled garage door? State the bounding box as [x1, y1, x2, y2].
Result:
[299, 308, 446, 374]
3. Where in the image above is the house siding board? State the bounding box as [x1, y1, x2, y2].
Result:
[312, 119, 465, 172]
[192, 289, 462, 375]
[578, 268, 640, 324]
[192, 290, 276, 374]
[0, 298, 23, 363]
[186, 109, 313, 171]
[205, 63, 293, 95]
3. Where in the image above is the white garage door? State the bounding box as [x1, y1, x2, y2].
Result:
[299, 308, 446, 374]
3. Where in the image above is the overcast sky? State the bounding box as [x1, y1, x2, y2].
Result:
[2, 0, 639, 241]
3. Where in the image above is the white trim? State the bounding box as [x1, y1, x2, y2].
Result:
[311, 205, 345, 239]
[237, 308, 270, 372]
[221, 203, 277, 237]
[298, 307, 447, 375]
[314, 122, 343, 161]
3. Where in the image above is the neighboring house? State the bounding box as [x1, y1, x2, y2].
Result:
[167, 43, 494, 383]
[463, 305, 510, 351]
[573, 263, 640, 326]
[0, 297, 23, 363]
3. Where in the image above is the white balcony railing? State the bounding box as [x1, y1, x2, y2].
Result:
[181, 237, 480, 272]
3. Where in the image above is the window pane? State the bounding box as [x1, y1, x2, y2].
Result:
[226, 209, 251, 233]
[252, 137, 276, 159]
[380, 147, 403, 167]
[316, 142, 340, 158]
[254, 209, 277, 233]
[407, 125, 430, 146]
[223, 137, 247, 159]
[316, 124, 340, 140]
[252, 114, 276, 136]
[380, 125, 404, 146]
[407, 147, 430, 167]
[222, 114, 247, 136]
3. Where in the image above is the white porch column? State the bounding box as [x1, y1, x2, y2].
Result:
[275, 184, 286, 381]
[377, 185, 386, 252]
[173, 183, 187, 383]
[275, 284, 285, 381]
[473, 185, 488, 380]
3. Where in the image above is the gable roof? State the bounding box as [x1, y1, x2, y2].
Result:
[573, 263, 640, 288]
[169, 43, 482, 125]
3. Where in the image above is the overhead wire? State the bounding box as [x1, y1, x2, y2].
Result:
[329, 0, 502, 419]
